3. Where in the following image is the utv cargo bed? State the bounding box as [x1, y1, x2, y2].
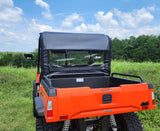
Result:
[37, 75, 155, 123]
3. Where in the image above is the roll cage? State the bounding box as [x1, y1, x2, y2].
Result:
[37, 32, 111, 77]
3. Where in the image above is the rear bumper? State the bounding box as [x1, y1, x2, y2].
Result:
[38, 83, 156, 123]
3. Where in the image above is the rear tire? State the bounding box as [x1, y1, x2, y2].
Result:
[114, 112, 144, 131]
[36, 117, 58, 131]
[101, 116, 110, 131]
[75, 119, 87, 131]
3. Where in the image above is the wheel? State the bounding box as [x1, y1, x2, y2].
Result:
[101, 116, 110, 131]
[74, 116, 110, 131]
[33, 80, 37, 117]
[111, 112, 144, 131]
[36, 117, 59, 131]
[75, 119, 87, 131]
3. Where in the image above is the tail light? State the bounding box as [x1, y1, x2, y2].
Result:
[47, 100, 53, 118]
[152, 92, 155, 105]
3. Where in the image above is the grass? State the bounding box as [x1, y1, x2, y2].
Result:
[0, 67, 36, 131]
[0, 61, 160, 131]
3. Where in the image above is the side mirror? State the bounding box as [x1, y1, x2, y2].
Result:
[24, 54, 33, 59]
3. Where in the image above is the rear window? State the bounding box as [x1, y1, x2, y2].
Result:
[49, 50, 105, 67]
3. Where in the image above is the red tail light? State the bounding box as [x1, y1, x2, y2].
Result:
[152, 92, 155, 105]
[152, 100, 155, 105]
[47, 100, 53, 118]
[47, 110, 53, 118]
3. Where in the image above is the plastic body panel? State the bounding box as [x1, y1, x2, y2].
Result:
[36, 73, 40, 84]
[35, 97, 44, 116]
[39, 83, 156, 123]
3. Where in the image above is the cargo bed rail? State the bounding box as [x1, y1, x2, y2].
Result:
[111, 73, 144, 82]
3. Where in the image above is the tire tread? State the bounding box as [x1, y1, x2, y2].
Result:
[115, 112, 144, 131]
[36, 117, 58, 131]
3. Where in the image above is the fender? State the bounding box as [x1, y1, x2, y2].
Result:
[35, 97, 44, 117]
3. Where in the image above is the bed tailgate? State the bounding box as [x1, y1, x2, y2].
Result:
[44, 83, 155, 122]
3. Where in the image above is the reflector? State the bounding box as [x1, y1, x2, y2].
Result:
[142, 106, 148, 110]
[60, 115, 68, 120]
[47, 110, 53, 118]
[152, 100, 155, 105]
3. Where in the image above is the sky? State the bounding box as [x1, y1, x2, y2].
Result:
[0, 0, 160, 52]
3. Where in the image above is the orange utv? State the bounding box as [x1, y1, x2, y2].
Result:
[25, 32, 156, 131]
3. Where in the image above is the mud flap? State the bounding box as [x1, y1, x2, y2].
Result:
[35, 97, 44, 117]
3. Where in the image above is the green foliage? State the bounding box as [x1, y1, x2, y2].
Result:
[112, 35, 160, 62]
[136, 105, 160, 130]
[0, 50, 38, 68]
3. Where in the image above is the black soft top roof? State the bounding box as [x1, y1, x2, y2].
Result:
[40, 32, 111, 51]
